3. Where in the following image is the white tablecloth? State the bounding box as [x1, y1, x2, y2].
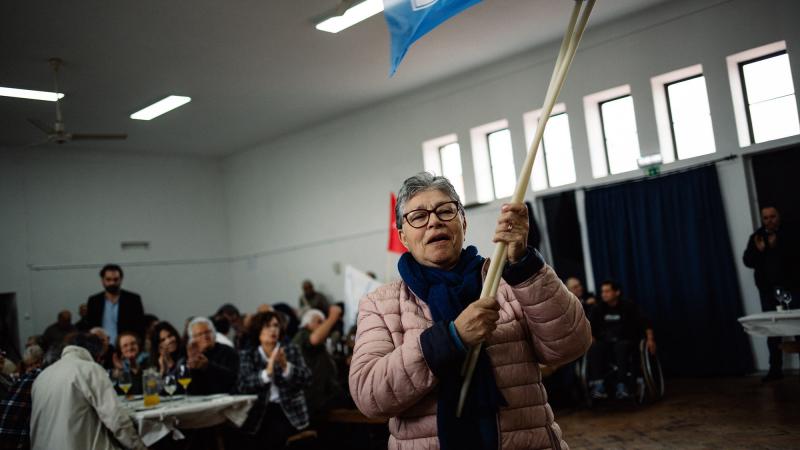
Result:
[738, 310, 800, 337]
[126, 394, 257, 447]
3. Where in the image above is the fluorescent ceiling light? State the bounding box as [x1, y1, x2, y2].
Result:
[316, 0, 383, 33]
[0, 87, 64, 102]
[130, 95, 191, 121]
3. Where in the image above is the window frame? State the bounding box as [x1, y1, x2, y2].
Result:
[598, 94, 640, 175]
[726, 40, 798, 147]
[469, 119, 515, 203]
[664, 73, 715, 161]
[650, 64, 718, 163]
[421, 133, 466, 202]
[522, 103, 577, 191]
[583, 84, 634, 178]
[738, 50, 790, 145]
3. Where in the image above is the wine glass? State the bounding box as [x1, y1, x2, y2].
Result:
[774, 288, 785, 311]
[782, 290, 793, 311]
[163, 374, 177, 400]
[177, 364, 192, 395]
[118, 370, 133, 399]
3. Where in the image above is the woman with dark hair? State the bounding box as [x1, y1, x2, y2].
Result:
[148, 321, 183, 377]
[237, 312, 312, 450]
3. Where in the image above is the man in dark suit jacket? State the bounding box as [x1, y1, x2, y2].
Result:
[87, 264, 145, 346]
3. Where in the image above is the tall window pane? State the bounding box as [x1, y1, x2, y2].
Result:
[487, 129, 516, 199]
[741, 52, 800, 143]
[667, 76, 716, 160]
[542, 113, 577, 187]
[439, 142, 466, 202]
[600, 96, 641, 175]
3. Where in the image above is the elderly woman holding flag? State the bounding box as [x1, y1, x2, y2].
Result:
[349, 172, 591, 450]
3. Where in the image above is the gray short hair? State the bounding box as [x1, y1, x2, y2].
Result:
[23, 345, 43, 365]
[300, 309, 325, 328]
[188, 316, 217, 343]
[395, 172, 462, 230]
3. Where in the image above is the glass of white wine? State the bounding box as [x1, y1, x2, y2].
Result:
[177, 364, 192, 395]
[163, 374, 177, 400]
[118, 370, 133, 400]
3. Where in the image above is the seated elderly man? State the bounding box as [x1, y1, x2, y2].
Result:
[22, 345, 44, 373]
[31, 333, 145, 450]
[291, 306, 344, 422]
[186, 317, 239, 395]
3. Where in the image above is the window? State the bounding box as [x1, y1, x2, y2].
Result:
[487, 129, 516, 198]
[600, 95, 641, 175]
[727, 41, 800, 146]
[422, 134, 466, 201]
[523, 103, 577, 191]
[470, 119, 517, 202]
[652, 65, 716, 163]
[667, 76, 716, 159]
[583, 85, 640, 177]
[740, 52, 799, 144]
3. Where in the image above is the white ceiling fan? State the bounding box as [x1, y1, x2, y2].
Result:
[27, 57, 127, 146]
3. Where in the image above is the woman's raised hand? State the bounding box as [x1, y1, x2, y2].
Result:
[493, 203, 529, 263]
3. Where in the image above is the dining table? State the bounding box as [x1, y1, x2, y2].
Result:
[124, 393, 257, 447]
[738, 310, 800, 337]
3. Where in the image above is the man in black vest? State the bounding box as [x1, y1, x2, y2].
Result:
[87, 264, 145, 347]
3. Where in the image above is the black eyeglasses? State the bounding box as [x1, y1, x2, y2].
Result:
[403, 201, 462, 229]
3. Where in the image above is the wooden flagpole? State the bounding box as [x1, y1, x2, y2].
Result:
[456, 0, 596, 417]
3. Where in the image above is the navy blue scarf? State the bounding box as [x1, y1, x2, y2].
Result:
[398, 246, 506, 450]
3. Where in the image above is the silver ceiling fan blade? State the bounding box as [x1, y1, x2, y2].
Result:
[27, 118, 54, 134]
[70, 133, 128, 141]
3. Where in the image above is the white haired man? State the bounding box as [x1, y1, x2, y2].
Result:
[185, 317, 239, 395]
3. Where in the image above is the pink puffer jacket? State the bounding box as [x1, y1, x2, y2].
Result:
[349, 262, 591, 450]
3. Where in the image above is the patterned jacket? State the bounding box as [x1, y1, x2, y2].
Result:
[237, 343, 312, 432]
[0, 370, 40, 450]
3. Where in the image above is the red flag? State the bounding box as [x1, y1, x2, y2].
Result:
[388, 193, 407, 254]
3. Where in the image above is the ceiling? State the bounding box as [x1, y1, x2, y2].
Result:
[0, 0, 670, 157]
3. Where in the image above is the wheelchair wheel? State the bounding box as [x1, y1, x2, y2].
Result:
[635, 376, 647, 405]
[639, 339, 665, 403]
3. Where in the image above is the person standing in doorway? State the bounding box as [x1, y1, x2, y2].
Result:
[743, 206, 800, 382]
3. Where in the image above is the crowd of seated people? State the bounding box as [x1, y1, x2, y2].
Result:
[0, 264, 357, 450]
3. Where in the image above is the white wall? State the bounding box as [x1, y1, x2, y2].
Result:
[2, 0, 797, 373]
[222, 0, 800, 371]
[0, 147, 233, 341]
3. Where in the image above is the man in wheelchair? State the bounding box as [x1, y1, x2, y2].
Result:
[587, 280, 656, 400]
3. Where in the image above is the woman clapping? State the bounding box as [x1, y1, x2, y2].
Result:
[237, 312, 311, 450]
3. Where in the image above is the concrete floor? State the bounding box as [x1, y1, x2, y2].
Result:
[556, 375, 799, 450]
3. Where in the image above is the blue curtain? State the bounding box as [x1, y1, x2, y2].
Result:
[585, 165, 753, 376]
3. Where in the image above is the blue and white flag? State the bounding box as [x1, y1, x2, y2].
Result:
[383, 0, 482, 76]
